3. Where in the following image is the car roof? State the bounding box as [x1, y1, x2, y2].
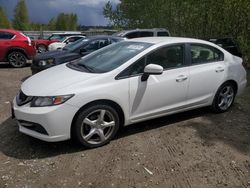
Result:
[114, 28, 169, 36]
[52, 32, 82, 35]
[0, 29, 21, 35]
[86, 35, 125, 40]
[128, 37, 216, 45]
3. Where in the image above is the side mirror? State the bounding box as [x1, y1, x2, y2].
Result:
[141, 64, 163, 81]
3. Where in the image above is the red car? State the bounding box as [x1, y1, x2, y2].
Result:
[0, 29, 36, 67]
[33, 32, 86, 53]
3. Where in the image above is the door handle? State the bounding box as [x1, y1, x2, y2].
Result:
[176, 75, 188, 82]
[215, 67, 224, 73]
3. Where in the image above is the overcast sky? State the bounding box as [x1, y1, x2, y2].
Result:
[0, 0, 119, 26]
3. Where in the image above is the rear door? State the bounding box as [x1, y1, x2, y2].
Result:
[187, 43, 226, 106]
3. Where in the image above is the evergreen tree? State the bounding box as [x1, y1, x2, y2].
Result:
[0, 6, 11, 28]
[12, 0, 30, 30]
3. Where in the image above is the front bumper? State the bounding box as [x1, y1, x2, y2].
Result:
[13, 97, 79, 142]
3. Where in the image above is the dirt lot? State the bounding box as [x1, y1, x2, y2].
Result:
[0, 63, 249, 188]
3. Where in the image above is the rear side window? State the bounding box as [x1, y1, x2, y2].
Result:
[190, 44, 224, 64]
[0, 32, 15, 39]
[139, 32, 154, 37]
[157, 32, 169, 36]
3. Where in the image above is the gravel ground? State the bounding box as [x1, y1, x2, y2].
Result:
[0, 63, 249, 188]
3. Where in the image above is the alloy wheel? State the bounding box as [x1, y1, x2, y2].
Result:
[8, 52, 26, 68]
[218, 85, 234, 111]
[80, 109, 116, 145]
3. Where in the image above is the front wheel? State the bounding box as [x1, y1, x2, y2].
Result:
[8, 51, 27, 68]
[212, 82, 236, 113]
[72, 104, 120, 148]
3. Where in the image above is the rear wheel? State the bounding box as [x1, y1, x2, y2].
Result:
[8, 51, 27, 68]
[212, 82, 236, 113]
[72, 104, 120, 148]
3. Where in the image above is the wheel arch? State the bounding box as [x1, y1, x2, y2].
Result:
[70, 99, 125, 137]
[6, 48, 28, 59]
[223, 80, 238, 94]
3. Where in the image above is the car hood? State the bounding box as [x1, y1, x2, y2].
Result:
[33, 50, 78, 64]
[21, 64, 99, 96]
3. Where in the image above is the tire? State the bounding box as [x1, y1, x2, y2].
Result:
[8, 51, 27, 68]
[212, 82, 236, 113]
[37, 45, 47, 53]
[72, 104, 120, 148]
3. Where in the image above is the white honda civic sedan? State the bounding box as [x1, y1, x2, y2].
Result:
[13, 37, 247, 148]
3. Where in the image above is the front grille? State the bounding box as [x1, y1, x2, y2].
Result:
[16, 90, 33, 106]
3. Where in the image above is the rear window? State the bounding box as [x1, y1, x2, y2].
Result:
[0, 32, 15, 39]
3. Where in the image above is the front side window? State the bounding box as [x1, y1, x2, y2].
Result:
[139, 32, 154, 37]
[191, 44, 224, 64]
[147, 45, 184, 69]
[118, 44, 185, 78]
[126, 32, 139, 39]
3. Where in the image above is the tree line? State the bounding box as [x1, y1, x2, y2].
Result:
[0, 0, 78, 31]
[103, 0, 250, 63]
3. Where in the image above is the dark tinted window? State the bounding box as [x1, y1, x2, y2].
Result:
[85, 39, 110, 51]
[191, 44, 224, 64]
[147, 45, 184, 69]
[157, 32, 169, 36]
[118, 45, 185, 78]
[126, 32, 139, 39]
[0, 32, 15, 39]
[139, 32, 154, 37]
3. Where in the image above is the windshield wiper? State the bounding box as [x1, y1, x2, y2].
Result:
[77, 63, 95, 73]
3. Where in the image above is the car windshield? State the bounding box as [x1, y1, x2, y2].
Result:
[63, 38, 89, 52]
[68, 41, 152, 73]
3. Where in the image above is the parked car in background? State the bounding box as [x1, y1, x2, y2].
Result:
[13, 37, 246, 148]
[31, 36, 124, 74]
[48, 35, 86, 51]
[206, 38, 242, 57]
[0, 29, 36, 68]
[33, 32, 86, 53]
[113, 28, 170, 39]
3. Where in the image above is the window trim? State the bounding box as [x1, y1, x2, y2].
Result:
[187, 43, 224, 66]
[115, 43, 189, 80]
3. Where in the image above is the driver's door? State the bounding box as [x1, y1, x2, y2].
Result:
[125, 44, 190, 122]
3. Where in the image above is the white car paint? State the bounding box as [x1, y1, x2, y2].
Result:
[13, 37, 247, 142]
[48, 35, 85, 51]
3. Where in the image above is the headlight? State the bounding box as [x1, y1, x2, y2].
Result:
[38, 58, 55, 66]
[30, 94, 74, 107]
